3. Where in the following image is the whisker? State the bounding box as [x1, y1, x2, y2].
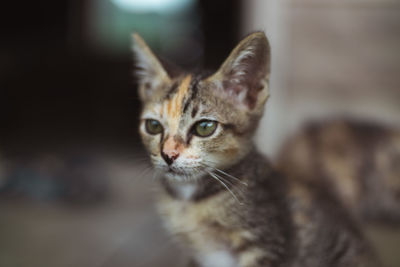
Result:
[213, 168, 248, 186]
[135, 165, 154, 181]
[152, 169, 163, 181]
[199, 163, 247, 200]
[206, 170, 244, 205]
[200, 162, 248, 187]
[211, 171, 246, 198]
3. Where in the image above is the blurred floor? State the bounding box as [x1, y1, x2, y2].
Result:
[0, 152, 187, 267]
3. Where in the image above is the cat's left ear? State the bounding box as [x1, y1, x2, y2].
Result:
[132, 33, 171, 101]
[207, 32, 270, 112]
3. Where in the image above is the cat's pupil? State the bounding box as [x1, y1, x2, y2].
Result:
[200, 122, 211, 129]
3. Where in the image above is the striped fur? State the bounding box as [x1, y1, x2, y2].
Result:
[133, 32, 380, 267]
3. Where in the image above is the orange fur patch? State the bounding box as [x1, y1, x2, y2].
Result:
[166, 75, 192, 118]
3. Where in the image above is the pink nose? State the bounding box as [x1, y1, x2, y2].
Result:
[162, 137, 183, 165]
[161, 151, 179, 165]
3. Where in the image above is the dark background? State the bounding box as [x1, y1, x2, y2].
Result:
[0, 0, 240, 156]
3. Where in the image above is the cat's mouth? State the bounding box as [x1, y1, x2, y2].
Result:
[164, 167, 188, 181]
[167, 167, 177, 173]
[166, 167, 185, 175]
[163, 165, 205, 181]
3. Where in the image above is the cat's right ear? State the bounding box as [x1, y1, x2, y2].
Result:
[132, 33, 171, 102]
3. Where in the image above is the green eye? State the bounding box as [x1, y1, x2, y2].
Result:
[194, 120, 217, 137]
[145, 119, 163, 135]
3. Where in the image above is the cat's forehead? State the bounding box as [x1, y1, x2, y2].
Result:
[162, 74, 194, 119]
[143, 74, 203, 114]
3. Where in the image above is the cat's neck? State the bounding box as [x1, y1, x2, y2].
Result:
[160, 147, 271, 201]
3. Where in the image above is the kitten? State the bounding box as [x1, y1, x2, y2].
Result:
[278, 119, 400, 223]
[133, 32, 380, 267]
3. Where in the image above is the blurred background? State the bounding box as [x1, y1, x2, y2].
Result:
[0, 0, 399, 266]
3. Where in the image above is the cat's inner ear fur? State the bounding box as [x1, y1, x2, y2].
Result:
[207, 32, 271, 111]
[132, 33, 171, 101]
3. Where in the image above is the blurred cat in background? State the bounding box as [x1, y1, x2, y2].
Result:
[278, 119, 400, 224]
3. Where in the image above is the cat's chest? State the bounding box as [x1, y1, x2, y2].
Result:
[157, 193, 241, 267]
[158, 192, 230, 242]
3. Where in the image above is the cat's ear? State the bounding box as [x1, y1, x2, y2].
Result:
[132, 33, 171, 101]
[207, 32, 270, 112]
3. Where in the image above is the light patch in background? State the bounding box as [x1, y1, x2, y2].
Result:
[242, 0, 289, 157]
[87, 0, 202, 67]
[111, 0, 195, 14]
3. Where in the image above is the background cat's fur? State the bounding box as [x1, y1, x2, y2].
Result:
[134, 32, 380, 267]
[278, 119, 400, 224]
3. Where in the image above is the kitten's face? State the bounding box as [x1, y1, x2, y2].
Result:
[140, 75, 253, 181]
[133, 32, 270, 182]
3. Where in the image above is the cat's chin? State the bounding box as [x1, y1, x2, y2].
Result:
[163, 169, 206, 183]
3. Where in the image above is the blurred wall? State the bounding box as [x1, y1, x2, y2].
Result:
[243, 0, 400, 156]
[242, 0, 290, 156]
